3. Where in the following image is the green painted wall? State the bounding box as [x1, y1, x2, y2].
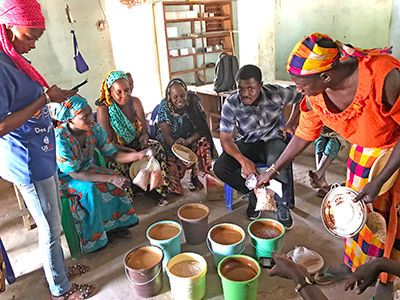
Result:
[26, 0, 115, 108]
[275, 0, 392, 80]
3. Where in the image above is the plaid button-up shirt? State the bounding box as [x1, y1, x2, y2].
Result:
[220, 84, 302, 143]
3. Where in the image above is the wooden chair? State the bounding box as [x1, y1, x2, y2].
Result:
[13, 185, 36, 231]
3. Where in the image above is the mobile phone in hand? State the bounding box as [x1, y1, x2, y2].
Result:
[259, 256, 275, 269]
[71, 79, 88, 90]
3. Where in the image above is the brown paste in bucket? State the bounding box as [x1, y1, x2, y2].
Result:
[180, 207, 208, 219]
[148, 223, 180, 240]
[126, 247, 162, 270]
[210, 225, 243, 245]
[250, 220, 283, 239]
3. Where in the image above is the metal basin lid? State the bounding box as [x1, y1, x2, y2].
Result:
[320, 184, 367, 238]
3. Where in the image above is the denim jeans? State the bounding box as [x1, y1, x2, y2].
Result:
[214, 138, 295, 212]
[16, 172, 71, 296]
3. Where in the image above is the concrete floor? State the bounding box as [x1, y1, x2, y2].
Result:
[1, 144, 396, 300]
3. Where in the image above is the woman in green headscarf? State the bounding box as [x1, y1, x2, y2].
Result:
[96, 70, 171, 206]
[52, 95, 145, 253]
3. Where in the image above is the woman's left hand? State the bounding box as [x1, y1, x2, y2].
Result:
[355, 180, 382, 203]
[175, 137, 190, 146]
[139, 134, 149, 149]
[344, 258, 381, 294]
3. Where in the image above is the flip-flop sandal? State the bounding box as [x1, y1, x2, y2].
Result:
[114, 228, 133, 239]
[314, 266, 344, 285]
[66, 264, 90, 280]
[53, 283, 96, 300]
[158, 198, 169, 207]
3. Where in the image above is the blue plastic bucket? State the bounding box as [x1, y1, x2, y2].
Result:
[207, 223, 245, 267]
[146, 220, 181, 266]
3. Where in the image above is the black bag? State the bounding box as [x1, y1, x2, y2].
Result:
[71, 30, 89, 74]
[213, 52, 239, 93]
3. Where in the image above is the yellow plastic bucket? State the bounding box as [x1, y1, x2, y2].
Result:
[166, 252, 207, 300]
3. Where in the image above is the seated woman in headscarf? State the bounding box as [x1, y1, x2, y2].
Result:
[156, 78, 218, 194]
[52, 95, 149, 253]
[96, 70, 171, 206]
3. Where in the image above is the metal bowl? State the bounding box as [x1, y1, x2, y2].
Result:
[320, 184, 367, 238]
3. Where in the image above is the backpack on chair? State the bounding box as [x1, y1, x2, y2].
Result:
[213, 52, 239, 93]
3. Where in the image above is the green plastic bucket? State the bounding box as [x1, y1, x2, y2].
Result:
[166, 252, 207, 300]
[247, 218, 285, 260]
[218, 255, 261, 300]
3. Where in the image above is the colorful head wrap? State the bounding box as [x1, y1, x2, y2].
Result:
[287, 32, 392, 76]
[0, 0, 48, 87]
[99, 70, 128, 107]
[51, 94, 88, 122]
[165, 78, 189, 112]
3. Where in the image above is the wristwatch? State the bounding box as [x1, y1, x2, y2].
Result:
[295, 276, 314, 294]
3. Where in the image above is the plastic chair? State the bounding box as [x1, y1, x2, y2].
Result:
[93, 148, 106, 167]
[60, 197, 82, 260]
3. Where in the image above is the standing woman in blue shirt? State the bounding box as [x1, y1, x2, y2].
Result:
[0, 0, 94, 299]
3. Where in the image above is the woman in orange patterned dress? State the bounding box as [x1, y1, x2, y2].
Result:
[258, 33, 399, 299]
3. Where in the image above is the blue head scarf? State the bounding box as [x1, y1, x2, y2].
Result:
[51, 94, 88, 122]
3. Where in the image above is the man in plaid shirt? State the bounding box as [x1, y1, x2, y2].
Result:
[214, 65, 302, 228]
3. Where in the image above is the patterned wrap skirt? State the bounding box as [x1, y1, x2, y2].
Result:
[106, 139, 171, 199]
[344, 144, 400, 283]
[59, 166, 139, 253]
[167, 137, 212, 194]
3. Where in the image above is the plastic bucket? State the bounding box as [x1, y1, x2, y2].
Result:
[124, 244, 164, 298]
[166, 252, 207, 300]
[177, 203, 210, 245]
[218, 255, 261, 300]
[248, 218, 285, 260]
[207, 223, 245, 267]
[146, 220, 181, 266]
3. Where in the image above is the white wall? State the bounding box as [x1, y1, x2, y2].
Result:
[237, 0, 275, 83]
[26, 0, 115, 108]
[275, 0, 393, 80]
[105, 0, 162, 112]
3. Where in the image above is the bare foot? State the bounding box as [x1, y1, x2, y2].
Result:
[308, 170, 329, 189]
[52, 283, 96, 300]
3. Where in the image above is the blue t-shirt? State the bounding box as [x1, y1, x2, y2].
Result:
[0, 51, 56, 184]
